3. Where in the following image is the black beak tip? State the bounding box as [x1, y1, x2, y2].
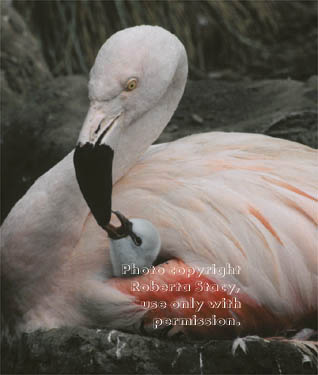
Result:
[73, 142, 114, 228]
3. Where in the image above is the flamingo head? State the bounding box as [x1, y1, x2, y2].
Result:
[73, 25, 188, 231]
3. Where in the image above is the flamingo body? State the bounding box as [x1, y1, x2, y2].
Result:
[2, 131, 316, 337]
[1, 25, 317, 338]
[110, 131, 317, 336]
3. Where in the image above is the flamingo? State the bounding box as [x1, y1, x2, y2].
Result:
[1, 26, 317, 340]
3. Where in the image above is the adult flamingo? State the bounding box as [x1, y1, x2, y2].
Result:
[1, 26, 317, 339]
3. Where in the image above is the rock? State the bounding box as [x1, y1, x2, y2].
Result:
[158, 77, 317, 146]
[0, 1, 51, 94]
[1, 2, 89, 221]
[2, 327, 317, 374]
[1, 75, 88, 221]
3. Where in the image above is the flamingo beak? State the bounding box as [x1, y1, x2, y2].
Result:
[73, 106, 123, 229]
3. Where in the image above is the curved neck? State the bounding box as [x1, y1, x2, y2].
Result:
[113, 53, 188, 184]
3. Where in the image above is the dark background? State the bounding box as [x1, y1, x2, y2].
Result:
[11, 0, 318, 79]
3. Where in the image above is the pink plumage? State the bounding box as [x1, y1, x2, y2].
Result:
[1, 26, 316, 338]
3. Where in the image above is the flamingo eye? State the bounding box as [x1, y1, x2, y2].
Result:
[126, 78, 137, 91]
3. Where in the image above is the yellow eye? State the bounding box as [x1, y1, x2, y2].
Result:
[126, 78, 137, 91]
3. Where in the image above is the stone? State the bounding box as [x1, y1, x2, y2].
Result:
[2, 328, 317, 374]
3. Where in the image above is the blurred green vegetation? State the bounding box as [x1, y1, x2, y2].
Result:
[13, 0, 317, 79]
